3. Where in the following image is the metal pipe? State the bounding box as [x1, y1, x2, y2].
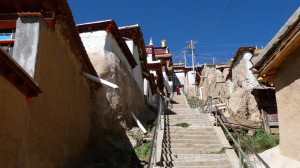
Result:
[216, 110, 218, 127]
[131, 112, 147, 134]
[209, 97, 212, 113]
[82, 72, 119, 89]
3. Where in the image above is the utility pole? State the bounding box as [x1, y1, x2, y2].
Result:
[183, 51, 187, 68]
[213, 57, 215, 70]
[188, 40, 196, 97]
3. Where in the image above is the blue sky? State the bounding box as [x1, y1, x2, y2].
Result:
[69, 0, 300, 65]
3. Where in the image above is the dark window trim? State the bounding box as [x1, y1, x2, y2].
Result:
[0, 47, 42, 97]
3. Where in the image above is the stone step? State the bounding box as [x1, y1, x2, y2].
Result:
[165, 128, 214, 132]
[163, 139, 221, 145]
[168, 121, 210, 124]
[172, 104, 188, 106]
[170, 109, 197, 111]
[168, 111, 199, 114]
[165, 134, 219, 140]
[165, 131, 216, 136]
[163, 165, 232, 168]
[162, 147, 223, 154]
[168, 113, 202, 116]
[171, 99, 185, 102]
[171, 108, 189, 110]
[169, 109, 198, 111]
[169, 124, 212, 128]
[162, 143, 223, 149]
[167, 117, 209, 121]
[162, 153, 228, 161]
[166, 118, 209, 121]
[168, 123, 211, 126]
[165, 128, 212, 132]
[168, 118, 210, 121]
[161, 97, 233, 168]
[167, 128, 215, 132]
[170, 107, 195, 109]
[167, 115, 208, 119]
[168, 121, 210, 125]
[167, 122, 212, 130]
[168, 109, 197, 112]
[162, 159, 230, 167]
[166, 127, 215, 132]
[171, 102, 187, 104]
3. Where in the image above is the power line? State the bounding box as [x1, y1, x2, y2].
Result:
[196, 42, 268, 46]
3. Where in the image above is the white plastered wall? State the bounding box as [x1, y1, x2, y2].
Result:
[79, 30, 133, 77]
[125, 40, 144, 94]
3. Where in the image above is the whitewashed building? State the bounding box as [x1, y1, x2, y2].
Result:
[119, 25, 150, 95]
[78, 20, 137, 78]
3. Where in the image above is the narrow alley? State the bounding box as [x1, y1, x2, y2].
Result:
[1, 1, 300, 168]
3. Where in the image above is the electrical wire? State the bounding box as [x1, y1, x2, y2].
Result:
[209, 0, 233, 41]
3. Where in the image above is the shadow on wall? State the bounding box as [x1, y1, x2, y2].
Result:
[274, 49, 300, 93]
[73, 87, 142, 168]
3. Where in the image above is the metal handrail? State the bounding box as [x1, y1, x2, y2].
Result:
[199, 96, 212, 113]
[148, 95, 164, 168]
[215, 105, 270, 168]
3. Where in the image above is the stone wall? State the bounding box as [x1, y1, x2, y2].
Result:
[80, 31, 155, 166]
[80, 31, 153, 125]
[228, 51, 260, 122]
[227, 89, 260, 121]
[201, 66, 229, 104]
[201, 52, 261, 122]
[276, 49, 300, 160]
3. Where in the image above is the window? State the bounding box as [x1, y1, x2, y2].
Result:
[0, 30, 15, 55]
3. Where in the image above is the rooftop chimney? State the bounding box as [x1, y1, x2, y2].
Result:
[161, 39, 167, 47]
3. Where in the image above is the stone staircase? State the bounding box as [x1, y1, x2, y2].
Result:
[160, 95, 234, 168]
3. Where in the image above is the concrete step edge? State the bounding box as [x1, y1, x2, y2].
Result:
[163, 140, 221, 144]
[162, 159, 231, 166]
[162, 154, 228, 161]
[162, 148, 224, 154]
[161, 165, 232, 168]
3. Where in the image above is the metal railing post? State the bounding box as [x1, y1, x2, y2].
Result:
[215, 106, 218, 127]
[154, 151, 157, 167]
[159, 97, 161, 130]
[238, 136, 242, 168]
[209, 97, 212, 113]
